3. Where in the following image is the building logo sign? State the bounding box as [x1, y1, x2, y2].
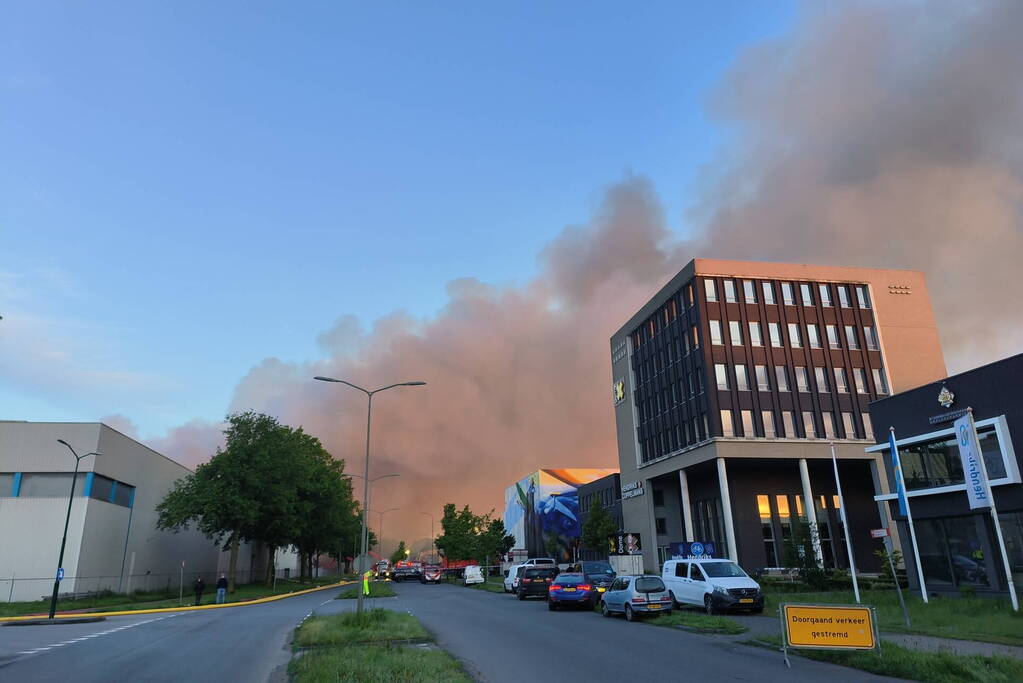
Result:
[937, 385, 955, 409]
[612, 379, 626, 406]
[669, 541, 716, 559]
[620, 480, 644, 499]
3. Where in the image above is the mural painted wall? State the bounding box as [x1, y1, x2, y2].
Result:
[503, 469, 618, 562]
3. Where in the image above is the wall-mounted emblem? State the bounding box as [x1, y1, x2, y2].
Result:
[612, 379, 626, 406]
[937, 385, 955, 409]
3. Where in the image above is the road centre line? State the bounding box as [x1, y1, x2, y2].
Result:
[11, 613, 184, 660]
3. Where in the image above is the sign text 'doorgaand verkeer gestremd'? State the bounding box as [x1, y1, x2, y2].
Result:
[782, 604, 877, 650]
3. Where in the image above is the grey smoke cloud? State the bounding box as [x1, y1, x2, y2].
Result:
[154, 0, 1023, 549]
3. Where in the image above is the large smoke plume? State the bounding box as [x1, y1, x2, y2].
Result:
[158, 1, 1023, 549]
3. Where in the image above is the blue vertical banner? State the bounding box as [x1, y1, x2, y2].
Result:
[954, 413, 991, 510]
[888, 430, 908, 516]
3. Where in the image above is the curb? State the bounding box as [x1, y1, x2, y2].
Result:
[0, 580, 354, 623]
[3, 616, 107, 626]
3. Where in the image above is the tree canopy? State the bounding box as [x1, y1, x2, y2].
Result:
[435, 503, 515, 565]
[156, 411, 363, 587]
[390, 541, 408, 564]
[580, 498, 619, 557]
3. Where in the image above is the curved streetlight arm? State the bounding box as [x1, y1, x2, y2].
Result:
[314, 377, 426, 396]
[49, 440, 99, 619]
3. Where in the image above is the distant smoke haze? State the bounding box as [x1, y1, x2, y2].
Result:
[152, 0, 1023, 550]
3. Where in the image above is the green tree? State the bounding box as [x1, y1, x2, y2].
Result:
[435, 504, 478, 563]
[580, 499, 619, 557]
[390, 541, 408, 565]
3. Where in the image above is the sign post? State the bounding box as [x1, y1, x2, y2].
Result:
[780, 603, 878, 668]
[889, 428, 929, 603]
[873, 527, 910, 627]
[830, 441, 859, 604]
[955, 409, 1019, 612]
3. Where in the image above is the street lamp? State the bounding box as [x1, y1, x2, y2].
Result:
[369, 507, 400, 556]
[50, 440, 100, 619]
[420, 511, 436, 561]
[314, 376, 425, 615]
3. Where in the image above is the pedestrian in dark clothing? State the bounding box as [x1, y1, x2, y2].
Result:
[193, 576, 205, 606]
[215, 574, 228, 604]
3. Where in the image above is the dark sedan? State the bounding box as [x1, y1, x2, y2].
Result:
[516, 567, 557, 600]
[580, 561, 616, 595]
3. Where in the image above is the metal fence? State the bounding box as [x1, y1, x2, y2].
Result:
[0, 567, 328, 604]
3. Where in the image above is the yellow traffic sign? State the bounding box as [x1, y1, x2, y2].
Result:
[782, 604, 877, 650]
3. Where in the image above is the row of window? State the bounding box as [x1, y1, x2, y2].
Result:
[633, 324, 701, 386]
[0, 472, 135, 508]
[705, 279, 872, 309]
[710, 319, 879, 351]
[720, 408, 873, 440]
[579, 487, 619, 513]
[641, 415, 711, 463]
[713, 362, 889, 395]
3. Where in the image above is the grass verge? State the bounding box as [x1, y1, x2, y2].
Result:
[336, 581, 396, 599]
[443, 576, 506, 593]
[294, 609, 429, 647]
[755, 636, 1023, 683]
[653, 610, 748, 634]
[0, 577, 343, 617]
[763, 590, 1023, 647]
[290, 644, 471, 682]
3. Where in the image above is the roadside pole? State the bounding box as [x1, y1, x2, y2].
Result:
[829, 442, 859, 603]
[179, 561, 184, 606]
[889, 428, 928, 603]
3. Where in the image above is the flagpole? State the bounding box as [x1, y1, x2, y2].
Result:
[890, 427, 928, 603]
[966, 408, 1019, 612]
[829, 441, 860, 604]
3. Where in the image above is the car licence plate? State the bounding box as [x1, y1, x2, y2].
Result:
[648, 603, 661, 609]
[597, 587, 606, 592]
[739, 598, 754, 604]
[563, 588, 576, 592]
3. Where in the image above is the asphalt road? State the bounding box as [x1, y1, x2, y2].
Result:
[0, 585, 353, 682]
[395, 581, 895, 682]
[1, 581, 896, 682]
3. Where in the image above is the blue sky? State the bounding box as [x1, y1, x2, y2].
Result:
[1, 2, 795, 437]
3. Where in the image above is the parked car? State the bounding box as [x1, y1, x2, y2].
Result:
[463, 565, 485, 586]
[600, 575, 672, 621]
[420, 565, 443, 584]
[522, 558, 556, 568]
[392, 565, 420, 582]
[661, 558, 763, 614]
[516, 567, 558, 600]
[579, 560, 616, 594]
[503, 563, 527, 593]
[547, 572, 597, 611]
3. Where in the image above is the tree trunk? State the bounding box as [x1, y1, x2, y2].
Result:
[298, 552, 307, 582]
[266, 546, 276, 586]
[227, 531, 240, 593]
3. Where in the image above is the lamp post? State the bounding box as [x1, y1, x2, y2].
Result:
[314, 376, 425, 615]
[369, 507, 400, 557]
[49, 440, 100, 619]
[420, 511, 436, 561]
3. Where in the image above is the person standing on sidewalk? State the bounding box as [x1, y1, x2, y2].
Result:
[193, 576, 205, 606]
[215, 574, 228, 604]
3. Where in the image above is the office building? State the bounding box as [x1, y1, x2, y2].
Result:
[577, 473, 623, 561]
[610, 259, 947, 573]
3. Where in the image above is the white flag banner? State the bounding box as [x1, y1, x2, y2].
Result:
[954, 414, 991, 510]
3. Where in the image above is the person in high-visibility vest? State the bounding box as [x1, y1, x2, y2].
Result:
[363, 570, 373, 596]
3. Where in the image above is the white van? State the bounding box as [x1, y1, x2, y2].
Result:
[503, 563, 527, 592]
[522, 558, 556, 567]
[661, 558, 763, 614]
[463, 565, 485, 586]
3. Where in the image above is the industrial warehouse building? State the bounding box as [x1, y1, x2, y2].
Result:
[0, 421, 292, 602]
[610, 258, 949, 574]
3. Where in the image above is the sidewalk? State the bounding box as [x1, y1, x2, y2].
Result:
[728, 613, 1023, 660]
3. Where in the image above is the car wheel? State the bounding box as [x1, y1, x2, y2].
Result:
[517, 590, 526, 601]
[669, 591, 679, 609]
[601, 601, 611, 618]
[548, 601, 557, 611]
[704, 595, 716, 615]
[625, 604, 636, 622]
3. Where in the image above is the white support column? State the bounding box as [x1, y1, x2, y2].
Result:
[799, 458, 824, 567]
[679, 468, 694, 541]
[716, 458, 738, 562]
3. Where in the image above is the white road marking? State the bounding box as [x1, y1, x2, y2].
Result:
[9, 613, 186, 662]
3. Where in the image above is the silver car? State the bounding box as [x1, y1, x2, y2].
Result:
[600, 574, 673, 621]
